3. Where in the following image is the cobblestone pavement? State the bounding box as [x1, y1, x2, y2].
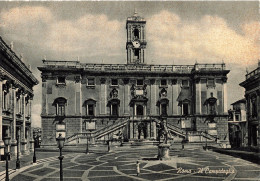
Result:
[11, 146, 260, 181]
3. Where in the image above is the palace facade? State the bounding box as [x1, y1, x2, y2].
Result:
[38, 12, 230, 147]
[0, 36, 38, 159]
[240, 61, 260, 148]
[228, 99, 247, 148]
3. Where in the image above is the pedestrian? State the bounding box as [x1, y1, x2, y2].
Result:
[136, 161, 140, 176]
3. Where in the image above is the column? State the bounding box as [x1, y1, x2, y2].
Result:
[134, 122, 138, 139]
[152, 121, 157, 139]
[29, 126, 34, 152]
[150, 79, 156, 115]
[75, 76, 82, 133]
[223, 79, 228, 114]
[0, 79, 4, 157]
[134, 104, 136, 117]
[21, 93, 28, 154]
[129, 121, 133, 139]
[100, 78, 106, 115]
[143, 25, 145, 41]
[10, 85, 18, 155]
[42, 80, 47, 115]
[124, 79, 130, 115]
[195, 79, 202, 114]
[147, 122, 150, 138]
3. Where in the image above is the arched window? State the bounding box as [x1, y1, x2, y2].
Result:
[133, 28, 139, 39]
[157, 97, 169, 116]
[53, 97, 67, 116]
[108, 89, 120, 116]
[204, 93, 217, 115]
[134, 49, 140, 60]
[83, 99, 96, 116]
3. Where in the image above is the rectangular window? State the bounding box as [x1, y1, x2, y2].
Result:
[252, 99, 257, 118]
[88, 104, 94, 116]
[161, 104, 167, 115]
[111, 79, 118, 86]
[182, 80, 189, 87]
[57, 104, 65, 116]
[57, 77, 66, 84]
[183, 103, 189, 115]
[207, 78, 215, 87]
[172, 79, 177, 85]
[137, 79, 143, 86]
[161, 79, 167, 86]
[112, 104, 118, 116]
[235, 114, 240, 121]
[87, 78, 95, 86]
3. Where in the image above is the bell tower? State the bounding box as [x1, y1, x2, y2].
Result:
[126, 10, 147, 64]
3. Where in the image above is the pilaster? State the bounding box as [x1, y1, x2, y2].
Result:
[223, 78, 228, 114]
[195, 78, 202, 114]
[11, 85, 18, 156]
[21, 93, 28, 154]
[100, 78, 107, 115]
[150, 79, 156, 115]
[123, 79, 130, 115]
[0, 79, 4, 157]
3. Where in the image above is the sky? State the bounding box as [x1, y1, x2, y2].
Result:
[0, 1, 259, 127]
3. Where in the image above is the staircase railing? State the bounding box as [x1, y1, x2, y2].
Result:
[154, 119, 217, 142]
[166, 123, 187, 137]
[66, 119, 129, 143]
[66, 132, 94, 143]
[94, 119, 128, 139]
[153, 118, 187, 137]
[199, 131, 218, 141]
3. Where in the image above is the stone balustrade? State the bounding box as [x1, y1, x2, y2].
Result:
[246, 67, 260, 80]
[42, 60, 227, 73]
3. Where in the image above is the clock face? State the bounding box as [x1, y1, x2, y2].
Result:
[132, 40, 140, 48]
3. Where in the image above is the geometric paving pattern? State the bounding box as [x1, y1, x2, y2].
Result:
[11, 146, 260, 181]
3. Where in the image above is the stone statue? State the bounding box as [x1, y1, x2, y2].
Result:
[157, 120, 171, 160]
[158, 120, 169, 144]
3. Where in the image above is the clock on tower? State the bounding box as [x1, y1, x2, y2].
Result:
[126, 11, 147, 64]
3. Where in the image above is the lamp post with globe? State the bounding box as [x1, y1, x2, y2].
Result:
[56, 133, 65, 181]
[3, 135, 11, 181]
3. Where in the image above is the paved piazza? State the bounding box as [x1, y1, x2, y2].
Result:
[11, 146, 260, 181]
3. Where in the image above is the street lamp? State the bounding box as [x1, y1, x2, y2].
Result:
[16, 133, 20, 169]
[107, 140, 110, 152]
[4, 136, 11, 181]
[205, 130, 208, 151]
[204, 119, 210, 151]
[33, 135, 37, 163]
[56, 133, 65, 181]
[86, 134, 89, 154]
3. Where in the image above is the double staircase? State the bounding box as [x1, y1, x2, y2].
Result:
[66, 118, 218, 145]
[66, 119, 128, 144]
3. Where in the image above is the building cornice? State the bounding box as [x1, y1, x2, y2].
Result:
[38, 60, 229, 78]
[0, 36, 39, 85]
[0, 67, 34, 94]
